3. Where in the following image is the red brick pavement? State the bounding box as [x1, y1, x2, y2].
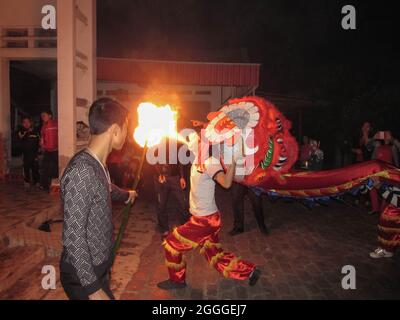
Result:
[120, 188, 400, 300]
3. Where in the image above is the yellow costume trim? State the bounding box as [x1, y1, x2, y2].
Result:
[309, 189, 323, 196]
[378, 236, 400, 246]
[209, 252, 225, 267]
[165, 258, 186, 270]
[199, 240, 222, 255]
[173, 228, 199, 248]
[292, 190, 309, 197]
[381, 214, 400, 222]
[374, 170, 390, 179]
[378, 225, 400, 233]
[327, 187, 339, 193]
[162, 240, 181, 257]
[268, 169, 397, 197]
[223, 257, 241, 278]
[272, 190, 291, 196]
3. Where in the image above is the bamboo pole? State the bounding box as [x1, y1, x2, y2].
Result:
[113, 144, 147, 256]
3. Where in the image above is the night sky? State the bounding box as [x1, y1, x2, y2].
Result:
[97, 0, 400, 165]
[97, 0, 399, 100]
[12, 1, 399, 162]
[97, 0, 399, 163]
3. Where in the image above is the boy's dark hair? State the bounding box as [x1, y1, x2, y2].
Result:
[22, 116, 31, 121]
[89, 98, 128, 135]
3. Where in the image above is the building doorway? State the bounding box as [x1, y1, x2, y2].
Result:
[9, 60, 57, 177]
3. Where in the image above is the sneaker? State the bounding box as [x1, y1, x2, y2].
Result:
[369, 248, 394, 259]
[157, 279, 187, 290]
[249, 268, 261, 286]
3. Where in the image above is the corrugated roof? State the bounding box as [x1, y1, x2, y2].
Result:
[97, 57, 260, 87]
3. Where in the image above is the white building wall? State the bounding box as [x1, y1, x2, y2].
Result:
[96, 82, 249, 112]
[57, 0, 96, 174]
[0, 0, 56, 26]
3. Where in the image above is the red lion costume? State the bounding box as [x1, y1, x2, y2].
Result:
[204, 96, 400, 199]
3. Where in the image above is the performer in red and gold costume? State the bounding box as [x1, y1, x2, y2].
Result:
[157, 133, 260, 290]
[369, 176, 400, 258]
[369, 131, 399, 214]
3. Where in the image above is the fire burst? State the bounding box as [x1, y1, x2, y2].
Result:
[133, 102, 179, 147]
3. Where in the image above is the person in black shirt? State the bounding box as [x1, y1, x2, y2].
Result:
[60, 98, 137, 300]
[18, 117, 40, 188]
[230, 183, 268, 236]
[154, 138, 189, 237]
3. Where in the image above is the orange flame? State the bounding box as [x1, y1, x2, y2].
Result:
[133, 102, 179, 147]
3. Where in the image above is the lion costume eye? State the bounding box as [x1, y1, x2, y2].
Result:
[205, 102, 260, 143]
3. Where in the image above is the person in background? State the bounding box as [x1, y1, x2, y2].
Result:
[230, 183, 268, 236]
[154, 138, 189, 238]
[369, 176, 400, 258]
[357, 122, 374, 162]
[299, 135, 312, 165]
[371, 131, 399, 167]
[107, 141, 128, 187]
[18, 117, 40, 189]
[392, 135, 400, 155]
[39, 110, 58, 192]
[309, 139, 324, 170]
[369, 131, 399, 215]
[334, 132, 353, 168]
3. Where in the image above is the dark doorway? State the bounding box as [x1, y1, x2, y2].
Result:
[9, 60, 57, 158]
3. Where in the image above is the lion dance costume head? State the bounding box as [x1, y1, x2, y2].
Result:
[204, 96, 298, 186]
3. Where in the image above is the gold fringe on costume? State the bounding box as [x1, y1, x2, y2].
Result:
[209, 252, 225, 267]
[163, 212, 255, 282]
[378, 236, 400, 246]
[172, 228, 199, 248]
[378, 225, 400, 233]
[199, 240, 222, 255]
[223, 257, 241, 278]
[165, 258, 186, 270]
[380, 214, 400, 222]
[162, 240, 180, 257]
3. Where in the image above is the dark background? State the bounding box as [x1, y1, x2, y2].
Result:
[11, 1, 399, 166]
[97, 0, 399, 167]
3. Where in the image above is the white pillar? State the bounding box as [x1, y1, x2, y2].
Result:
[77, 0, 96, 105]
[0, 58, 11, 178]
[57, 0, 76, 175]
[75, 0, 96, 152]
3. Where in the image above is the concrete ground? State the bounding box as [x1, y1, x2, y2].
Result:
[0, 181, 399, 300]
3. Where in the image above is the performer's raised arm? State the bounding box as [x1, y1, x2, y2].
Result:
[213, 161, 236, 189]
